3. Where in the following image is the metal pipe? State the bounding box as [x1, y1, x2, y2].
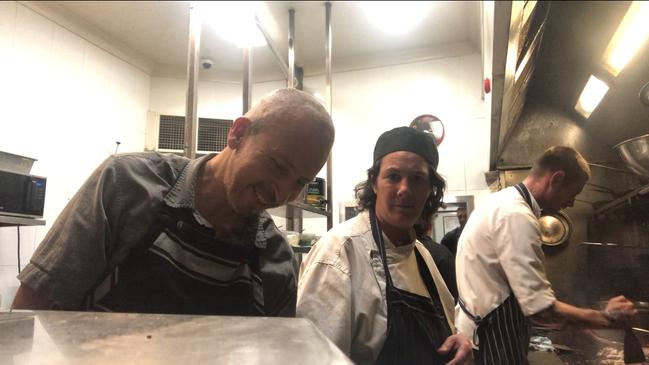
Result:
[242, 47, 252, 114]
[588, 163, 635, 175]
[255, 15, 289, 80]
[184, 3, 202, 159]
[288, 9, 296, 88]
[476, 1, 485, 100]
[593, 182, 649, 215]
[325, 1, 333, 230]
[286, 8, 301, 232]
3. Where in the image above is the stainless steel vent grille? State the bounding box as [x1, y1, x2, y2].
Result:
[157, 115, 232, 152]
[158, 115, 185, 150]
[198, 118, 232, 152]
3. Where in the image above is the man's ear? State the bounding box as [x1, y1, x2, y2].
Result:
[549, 170, 566, 188]
[227, 117, 252, 150]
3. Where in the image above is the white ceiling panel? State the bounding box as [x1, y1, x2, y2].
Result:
[43, 1, 481, 81]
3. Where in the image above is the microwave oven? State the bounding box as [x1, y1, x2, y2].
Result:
[0, 169, 46, 218]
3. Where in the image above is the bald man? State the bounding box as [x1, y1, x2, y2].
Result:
[13, 88, 335, 317]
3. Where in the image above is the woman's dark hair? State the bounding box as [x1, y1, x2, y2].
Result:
[354, 159, 446, 235]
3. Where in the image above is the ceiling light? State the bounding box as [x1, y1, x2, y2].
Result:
[199, 1, 266, 48]
[313, 93, 325, 102]
[359, 1, 434, 35]
[602, 1, 649, 76]
[575, 75, 609, 119]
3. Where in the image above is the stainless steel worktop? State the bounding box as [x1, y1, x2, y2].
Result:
[0, 311, 352, 365]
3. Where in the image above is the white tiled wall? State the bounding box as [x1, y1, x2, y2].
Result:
[148, 52, 491, 235]
[0, 2, 151, 309]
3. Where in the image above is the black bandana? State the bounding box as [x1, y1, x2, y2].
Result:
[373, 127, 439, 169]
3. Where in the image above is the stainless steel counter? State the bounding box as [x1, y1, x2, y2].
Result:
[0, 311, 352, 365]
[536, 327, 649, 364]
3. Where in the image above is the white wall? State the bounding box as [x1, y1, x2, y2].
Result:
[0, 2, 151, 309]
[307, 54, 492, 223]
[149, 77, 285, 119]
[148, 51, 491, 236]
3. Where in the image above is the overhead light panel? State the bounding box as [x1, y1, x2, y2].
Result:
[575, 75, 609, 119]
[359, 1, 433, 35]
[199, 1, 266, 48]
[602, 1, 649, 76]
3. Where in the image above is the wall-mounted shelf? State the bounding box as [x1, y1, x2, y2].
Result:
[0, 215, 46, 227]
[268, 202, 325, 257]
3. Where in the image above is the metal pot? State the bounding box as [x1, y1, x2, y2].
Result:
[614, 134, 649, 178]
[539, 211, 572, 246]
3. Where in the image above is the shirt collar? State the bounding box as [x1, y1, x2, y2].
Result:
[164, 153, 216, 209]
[359, 210, 417, 250]
[383, 232, 417, 249]
[529, 191, 542, 218]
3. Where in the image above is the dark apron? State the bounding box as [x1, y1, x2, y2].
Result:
[369, 209, 453, 365]
[86, 205, 264, 315]
[458, 183, 533, 365]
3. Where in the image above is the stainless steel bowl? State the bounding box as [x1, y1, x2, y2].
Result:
[614, 134, 649, 178]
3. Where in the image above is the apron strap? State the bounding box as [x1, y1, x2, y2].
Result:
[514, 183, 533, 209]
[458, 297, 483, 325]
[369, 208, 395, 288]
[457, 296, 483, 345]
[414, 248, 452, 337]
[414, 250, 446, 308]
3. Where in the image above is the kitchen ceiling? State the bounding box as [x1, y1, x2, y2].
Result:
[42, 1, 481, 82]
[528, 1, 649, 149]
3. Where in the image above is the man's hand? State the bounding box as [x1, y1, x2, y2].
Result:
[603, 295, 637, 326]
[437, 333, 473, 365]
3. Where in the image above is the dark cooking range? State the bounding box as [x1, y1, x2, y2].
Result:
[533, 325, 649, 364]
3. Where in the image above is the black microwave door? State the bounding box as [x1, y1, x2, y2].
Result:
[0, 172, 46, 217]
[0, 172, 28, 214]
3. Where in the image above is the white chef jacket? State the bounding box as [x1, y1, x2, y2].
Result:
[454, 186, 556, 341]
[297, 211, 456, 365]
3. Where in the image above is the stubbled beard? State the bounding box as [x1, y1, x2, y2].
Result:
[225, 187, 262, 218]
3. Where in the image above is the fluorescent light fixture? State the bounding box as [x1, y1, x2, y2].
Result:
[359, 1, 433, 35]
[602, 1, 649, 76]
[575, 75, 609, 118]
[199, 1, 266, 48]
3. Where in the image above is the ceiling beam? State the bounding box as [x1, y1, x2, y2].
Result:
[255, 14, 289, 80]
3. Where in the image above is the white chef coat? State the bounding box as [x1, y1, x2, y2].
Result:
[297, 211, 456, 365]
[454, 186, 556, 340]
